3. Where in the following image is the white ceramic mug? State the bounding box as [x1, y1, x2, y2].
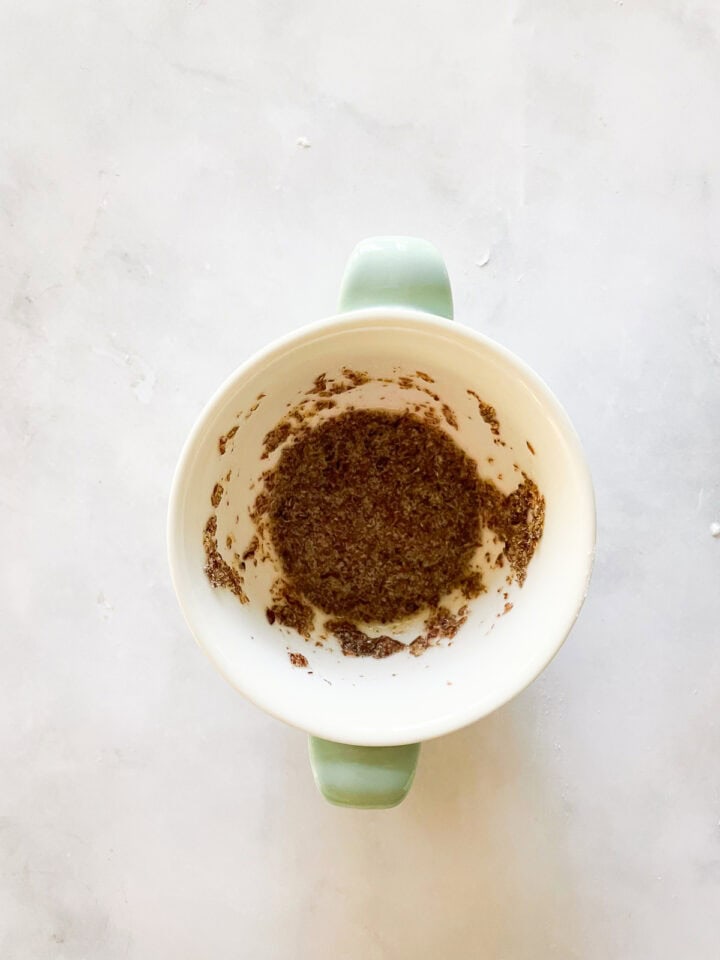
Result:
[168, 237, 595, 808]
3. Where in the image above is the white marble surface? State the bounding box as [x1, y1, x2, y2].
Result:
[2, 1, 720, 957]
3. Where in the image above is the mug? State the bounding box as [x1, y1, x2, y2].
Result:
[167, 237, 596, 808]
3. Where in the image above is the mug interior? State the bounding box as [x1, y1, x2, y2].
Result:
[168, 310, 595, 745]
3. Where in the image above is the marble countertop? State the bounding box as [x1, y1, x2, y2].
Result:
[2, 1, 720, 957]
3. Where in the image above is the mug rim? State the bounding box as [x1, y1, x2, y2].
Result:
[167, 307, 596, 744]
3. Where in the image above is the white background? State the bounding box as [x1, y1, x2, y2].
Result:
[2, 1, 720, 957]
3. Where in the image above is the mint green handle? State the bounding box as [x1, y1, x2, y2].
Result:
[339, 236, 453, 320]
[308, 236, 452, 809]
[309, 738, 421, 809]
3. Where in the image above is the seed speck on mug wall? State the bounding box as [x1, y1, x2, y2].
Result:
[203, 515, 248, 603]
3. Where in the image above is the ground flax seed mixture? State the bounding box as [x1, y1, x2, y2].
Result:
[202, 370, 545, 660]
[268, 411, 482, 622]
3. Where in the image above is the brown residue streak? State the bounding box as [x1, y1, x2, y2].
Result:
[325, 382, 352, 396]
[211, 483, 224, 508]
[408, 605, 470, 658]
[409, 637, 428, 657]
[441, 404, 458, 429]
[218, 424, 239, 455]
[415, 371, 435, 383]
[307, 374, 327, 395]
[306, 369, 371, 399]
[341, 367, 370, 386]
[425, 605, 468, 641]
[503, 602, 514, 615]
[481, 477, 545, 586]
[458, 570, 485, 599]
[289, 652, 309, 668]
[325, 619, 404, 659]
[268, 580, 314, 637]
[526, 440, 536, 455]
[314, 399, 337, 412]
[242, 537, 259, 563]
[250, 491, 270, 521]
[467, 390, 500, 436]
[202, 515, 248, 603]
[261, 421, 293, 459]
[398, 376, 415, 390]
[245, 394, 266, 419]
